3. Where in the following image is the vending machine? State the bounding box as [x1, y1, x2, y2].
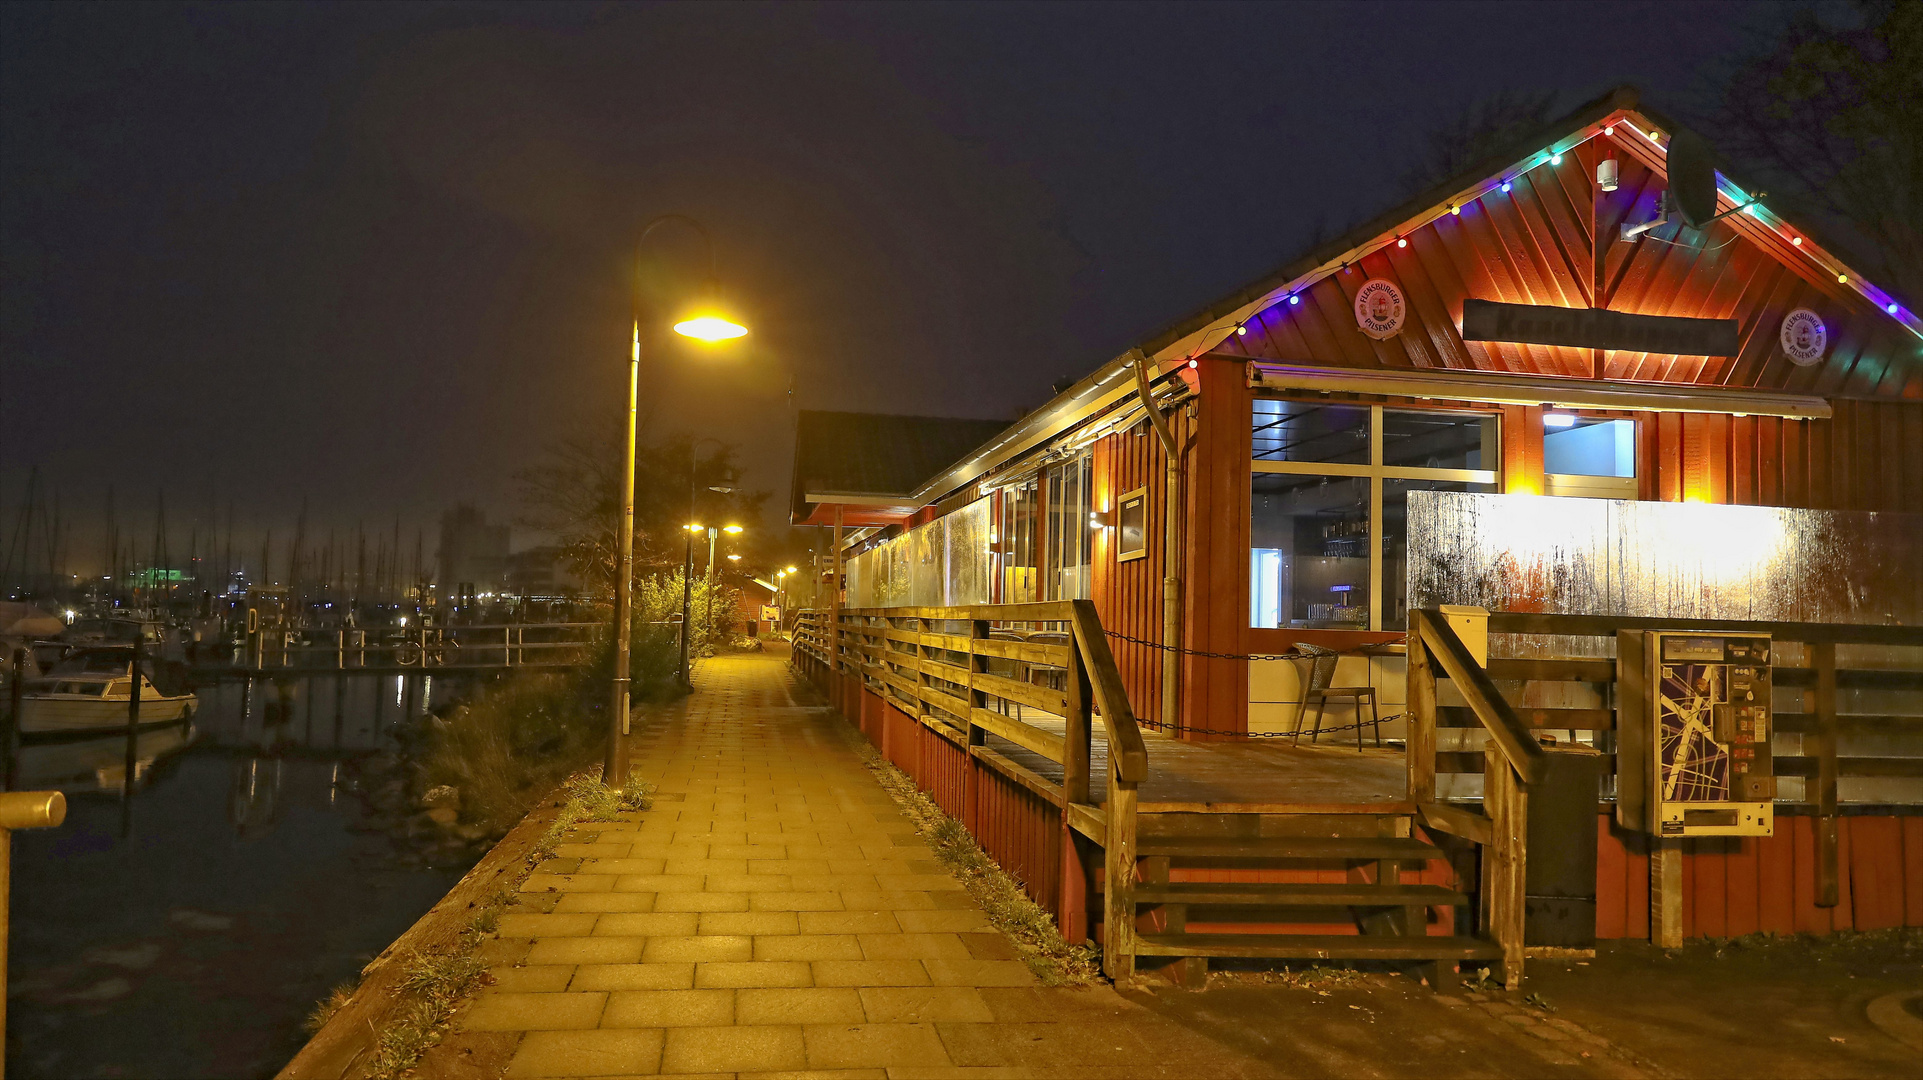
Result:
[1617, 631, 1775, 837]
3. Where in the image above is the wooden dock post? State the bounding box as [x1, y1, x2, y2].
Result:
[121, 638, 142, 838]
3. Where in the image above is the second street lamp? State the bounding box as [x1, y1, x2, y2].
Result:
[607, 216, 748, 788]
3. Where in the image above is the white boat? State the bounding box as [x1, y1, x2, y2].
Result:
[17, 649, 198, 735]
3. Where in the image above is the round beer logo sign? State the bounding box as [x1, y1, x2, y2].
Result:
[1353, 278, 1406, 340]
[1780, 308, 1827, 366]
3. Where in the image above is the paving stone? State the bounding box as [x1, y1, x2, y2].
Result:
[489, 965, 578, 993]
[659, 1025, 807, 1073]
[803, 1022, 952, 1069]
[857, 986, 996, 1023]
[498, 913, 601, 938]
[556, 893, 661, 914]
[695, 961, 815, 988]
[602, 988, 736, 1027]
[811, 960, 933, 987]
[570, 963, 697, 991]
[735, 987, 867, 1026]
[613, 874, 707, 893]
[504, 1028, 665, 1077]
[526, 937, 647, 966]
[594, 912, 703, 937]
[798, 910, 903, 935]
[754, 934, 865, 961]
[642, 935, 754, 963]
[654, 891, 752, 912]
[461, 991, 607, 1031]
[580, 858, 670, 875]
[856, 933, 973, 961]
[523, 873, 617, 893]
[920, 960, 1037, 987]
[891, 912, 993, 935]
[750, 891, 846, 911]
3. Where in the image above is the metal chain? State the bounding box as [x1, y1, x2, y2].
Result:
[1102, 627, 1307, 662]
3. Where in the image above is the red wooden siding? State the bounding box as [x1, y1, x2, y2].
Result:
[1089, 416, 1171, 727]
[1213, 136, 1920, 399]
[1595, 813, 1923, 938]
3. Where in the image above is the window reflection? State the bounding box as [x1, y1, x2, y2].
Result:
[1251, 473, 1369, 629]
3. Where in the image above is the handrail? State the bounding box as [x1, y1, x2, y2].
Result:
[1068, 600, 1147, 784]
[1414, 610, 1547, 787]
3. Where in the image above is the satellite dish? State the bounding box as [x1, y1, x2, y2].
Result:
[1666, 130, 1719, 230]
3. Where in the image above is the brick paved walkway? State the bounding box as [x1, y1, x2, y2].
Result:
[459, 647, 1281, 1078]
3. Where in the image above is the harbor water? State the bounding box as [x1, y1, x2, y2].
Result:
[7, 674, 479, 1079]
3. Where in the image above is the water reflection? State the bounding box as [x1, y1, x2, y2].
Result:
[8, 671, 475, 1079]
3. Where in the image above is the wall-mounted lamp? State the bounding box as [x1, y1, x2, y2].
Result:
[1089, 510, 1111, 529]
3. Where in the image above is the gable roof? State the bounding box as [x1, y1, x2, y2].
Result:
[790, 410, 1010, 525]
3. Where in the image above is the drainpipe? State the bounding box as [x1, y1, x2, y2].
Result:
[1129, 349, 1182, 735]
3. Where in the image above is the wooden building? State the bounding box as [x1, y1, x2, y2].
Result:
[793, 88, 1923, 977]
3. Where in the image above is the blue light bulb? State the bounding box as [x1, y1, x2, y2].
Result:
[1500, 180, 1512, 193]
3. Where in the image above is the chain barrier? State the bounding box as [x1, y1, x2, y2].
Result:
[1141, 713, 1405, 740]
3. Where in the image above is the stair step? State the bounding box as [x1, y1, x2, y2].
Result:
[1136, 836, 1443, 862]
[1135, 933, 1502, 962]
[1131, 882, 1468, 907]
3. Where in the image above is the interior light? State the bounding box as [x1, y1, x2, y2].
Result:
[673, 315, 748, 342]
[1543, 413, 1578, 428]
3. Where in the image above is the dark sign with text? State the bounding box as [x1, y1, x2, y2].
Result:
[1461, 299, 1740, 356]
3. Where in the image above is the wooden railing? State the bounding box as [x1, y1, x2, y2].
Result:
[1408, 608, 1923, 969]
[1406, 610, 1539, 988]
[791, 601, 1148, 978]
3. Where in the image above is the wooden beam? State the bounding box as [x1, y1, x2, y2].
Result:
[1417, 800, 1494, 846]
[1417, 611, 1547, 786]
[1069, 599, 1149, 783]
[1813, 642, 1840, 908]
[1406, 623, 1437, 805]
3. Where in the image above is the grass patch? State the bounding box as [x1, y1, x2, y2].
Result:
[302, 982, 356, 1035]
[852, 740, 1100, 986]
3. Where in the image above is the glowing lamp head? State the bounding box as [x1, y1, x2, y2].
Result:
[1450, 205, 1460, 216]
[686, 523, 703, 533]
[1888, 303, 1901, 315]
[1604, 125, 1615, 136]
[1288, 294, 1300, 305]
[1396, 237, 1407, 248]
[723, 524, 743, 535]
[1549, 152, 1563, 165]
[1791, 236, 1803, 246]
[726, 553, 741, 562]
[673, 315, 748, 342]
[1500, 180, 1512, 193]
[1236, 325, 1247, 336]
[1838, 273, 1848, 284]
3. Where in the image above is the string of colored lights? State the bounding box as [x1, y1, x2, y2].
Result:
[1169, 108, 1920, 365]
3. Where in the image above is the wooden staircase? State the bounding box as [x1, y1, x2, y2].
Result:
[1114, 813, 1501, 984]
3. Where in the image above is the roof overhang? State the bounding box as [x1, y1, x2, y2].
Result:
[791, 492, 925, 528]
[1244, 360, 1832, 419]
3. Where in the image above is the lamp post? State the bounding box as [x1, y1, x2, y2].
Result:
[606, 217, 747, 788]
[678, 454, 733, 690]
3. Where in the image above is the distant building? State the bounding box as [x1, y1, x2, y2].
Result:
[506, 544, 583, 598]
[437, 505, 509, 597]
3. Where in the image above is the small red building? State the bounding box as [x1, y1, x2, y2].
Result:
[794, 89, 1923, 958]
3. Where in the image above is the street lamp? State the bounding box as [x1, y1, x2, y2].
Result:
[607, 216, 748, 787]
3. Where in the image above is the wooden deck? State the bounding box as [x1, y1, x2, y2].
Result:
[988, 721, 1409, 813]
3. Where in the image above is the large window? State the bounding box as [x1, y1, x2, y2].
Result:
[1044, 453, 1092, 600]
[1251, 401, 1498, 631]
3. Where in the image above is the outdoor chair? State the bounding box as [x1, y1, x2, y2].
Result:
[1293, 642, 1381, 749]
[1025, 631, 1073, 718]
[986, 630, 1027, 717]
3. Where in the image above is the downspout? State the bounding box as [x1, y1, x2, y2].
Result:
[1129, 349, 1182, 734]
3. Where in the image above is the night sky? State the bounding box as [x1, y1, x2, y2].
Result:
[2, 1, 1819, 568]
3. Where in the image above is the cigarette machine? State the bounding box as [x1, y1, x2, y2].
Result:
[1617, 631, 1775, 838]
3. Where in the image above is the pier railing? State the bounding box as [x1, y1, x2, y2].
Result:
[793, 601, 1148, 977]
[216, 621, 602, 674]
